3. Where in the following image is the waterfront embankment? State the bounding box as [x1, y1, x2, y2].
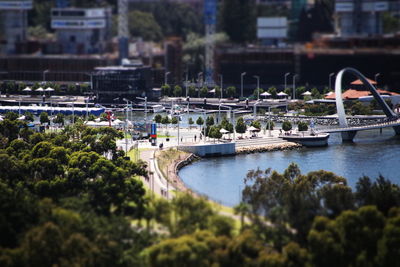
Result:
[235, 142, 302, 154]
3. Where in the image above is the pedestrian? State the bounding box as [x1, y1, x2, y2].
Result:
[194, 135, 197, 142]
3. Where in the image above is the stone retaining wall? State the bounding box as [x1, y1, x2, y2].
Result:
[236, 142, 302, 154]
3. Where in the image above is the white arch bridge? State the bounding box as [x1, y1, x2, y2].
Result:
[315, 67, 400, 141]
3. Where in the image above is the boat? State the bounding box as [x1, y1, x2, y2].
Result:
[152, 104, 165, 113]
[279, 132, 330, 147]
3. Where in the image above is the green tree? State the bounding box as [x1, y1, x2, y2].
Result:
[196, 117, 204, 129]
[24, 112, 34, 122]
[188, 85, 196, 97]
[235, 117, 247, 136]
[250, 120, 261, 130]
[154, 114, 162, 124]
[200, 86, 208, 97]
[226, 86, 236, 98]
[206, 116, 214, 126]
[188, 117, 194, 128]
[39, 112, 50, 125]
[171, 117, 178, 125]
[266, 121, 275, 130]
[298, 121, 308, 131]
[161, 116, 170, 127]
[161, 84, 171, 96]
[311, 87, 321, 99]
[173, 85, 182, 97]
[128, 10, 163, 41]
[268, 86, 277, 98]
[282, 121, 292, 132]
[53, 113, 65, 126]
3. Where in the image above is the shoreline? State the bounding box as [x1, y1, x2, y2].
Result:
[161, 141, 303, 199]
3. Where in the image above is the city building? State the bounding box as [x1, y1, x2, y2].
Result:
[257, 17, 288, 46]
[51, 7, 112, 54]
[164, 37, 183, 86]
[0, 0, 32, 54]
[92, 64, 153, 104]
[335, 0, 390, 36]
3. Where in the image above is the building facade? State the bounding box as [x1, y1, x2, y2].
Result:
[51, 7, 112, 54]
[335, 0, 391, 36]
[92, 65, 153, 104]
[0, 0, 32, 54]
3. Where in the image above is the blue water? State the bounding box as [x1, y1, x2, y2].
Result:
[179, 128, 400, 206]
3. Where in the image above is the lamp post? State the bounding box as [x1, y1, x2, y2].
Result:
[185, 71, 188, 97]
[253, 75, 260, 101]
[329, 72, 335, 91]
[136, 96, 148, 126]
[197, 72, 203, 98]
[241, 72, 246, 98]
[284, 72, 290, 93]
[253, 100, 261, 119]
[292, 74, 298, 100]
[43, 69, 49, 82]
[375, 73, 381, 84]
[219, 74, 223, 99]
[164, 71, 171, 86]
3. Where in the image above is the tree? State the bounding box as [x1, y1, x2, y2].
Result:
[188, 85, 196, 97]
[161, 116, 170, 127]
[128, 10, 163, 41]
[196, 117, 204, 129]
[206, 116, 214, 126]
[154, 114, 162, 124]
[298, 121, 308, 131]
[27, 25, 48, 39]
[173, 85, 182, 97]
[311, 87, 321, 99]
[24, 112, 34, 122]
[220, 117, 233, 133]
[282, 121, 292, 132]
[39, 112, 50, 125]
[200, 86, 208, 97]
[235, 117, 247, 136]
[53, 113, 65, 126]
[250, 120, 261, 130]
[266, 121, 275, 130]
[253, 88, 264, 99]
[171, 117, 178, 125]
[188, 117, 194, 128]
[226, 86, 236, 98]
[268, 86, 277, 98]
[208, 126, 222, 141]
[161, 84, 171, 96]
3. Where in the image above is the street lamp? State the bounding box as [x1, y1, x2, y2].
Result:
[375, 73, 381, 84]
[284, 72, 290, 93]
[253, 100, 261, 119]
[240, 72, 246, 98]
[43, 69, 49, 82]
[292, 74, 298, 100]
[219, 74, 223, 99]
[329, 72, 335, 91]
[185, 71, 189, 97]
[197, 72, 203, 98]
[253, 75, 260, 101]
[165, 71, 171, 86]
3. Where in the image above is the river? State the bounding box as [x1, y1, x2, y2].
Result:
[179, 127, 400, 207]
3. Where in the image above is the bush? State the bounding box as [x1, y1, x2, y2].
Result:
[298, 121, 308, 131]
[265, 121, 274, 130]
[282, 121, 292, 132]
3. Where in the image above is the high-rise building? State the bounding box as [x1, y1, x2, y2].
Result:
[51, 7, 112, 54]
[0, 0, 32, 54]
[335, 0, 390, 36]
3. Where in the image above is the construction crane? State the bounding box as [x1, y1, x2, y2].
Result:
[118, 0, 129, 63]
[204, 0, 217, 86]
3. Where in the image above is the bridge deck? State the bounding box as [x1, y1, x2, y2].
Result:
[316, 119, 400, 133]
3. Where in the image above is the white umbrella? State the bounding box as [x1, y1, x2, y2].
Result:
[35, 87, 44, 92]
[22, 87, 32, 92]
[248, 126, 260, 132]
[209, 89, 216, 93]
[45, 87, 54, 92]
[277, 92, 288, 96]
[260, 91, 271, 97]
[302, 91, 312, 96]
[17, 115, 26, 120]
[219, 128, 229, 134]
